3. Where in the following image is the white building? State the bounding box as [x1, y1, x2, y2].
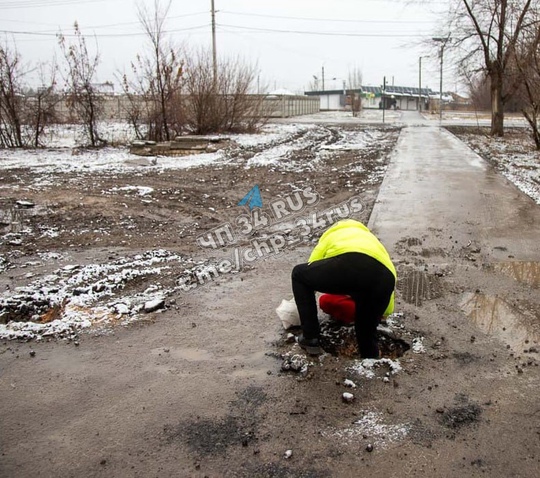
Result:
[305, 85, 434, 111]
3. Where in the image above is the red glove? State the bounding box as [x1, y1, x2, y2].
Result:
[319, 294, 356, 324]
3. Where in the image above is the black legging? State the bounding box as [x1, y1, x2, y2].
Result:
[291, 252, 395, 358]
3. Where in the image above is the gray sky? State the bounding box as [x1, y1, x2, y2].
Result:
[0, 0, 453, 93]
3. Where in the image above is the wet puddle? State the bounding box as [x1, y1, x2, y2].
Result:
[491, 261, 540, 288]
[228, 351, 273, 378]
[460, 292, 540, 354]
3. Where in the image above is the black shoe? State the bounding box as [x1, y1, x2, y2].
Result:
[298, 334, 323, 355]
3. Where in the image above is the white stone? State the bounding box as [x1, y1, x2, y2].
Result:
[114, 303, 130, 315]
[144, 298, 165, 312]
[342, 392, 355, 403]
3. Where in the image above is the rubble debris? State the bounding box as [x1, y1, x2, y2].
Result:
[342, 392, 355, 403]
[281, 353, 311, 375]
[143, 298, 165, 313]
[130, 135, 228, 157]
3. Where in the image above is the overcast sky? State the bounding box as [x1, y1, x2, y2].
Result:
[0, 0, 453, 93]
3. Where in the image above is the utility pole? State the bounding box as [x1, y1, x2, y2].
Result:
[382, 76, 386, 124]
[432, 36, 449, 123]
[418, 57, 422, 112]
[322, 65, 325, 91]
[439, 44, 443, 122]
[211, 0, 217, 85]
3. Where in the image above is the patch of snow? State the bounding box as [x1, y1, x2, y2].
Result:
[348, 358, 403, 379]
[40, 228, 60, 238]
[322, 410, 409, 449]
[412, 337, 426, 353]
[233, 123, 312, 148]
[0, 249, 188, 340]
[109, 185, 154, 196]
[0, 255, 9, 273]
[143, 297, 165, 312]
[0, 146, 228, 174]
[37, 252, 65, 261]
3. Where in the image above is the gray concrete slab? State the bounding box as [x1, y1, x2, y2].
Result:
[369, 120, 540, 262]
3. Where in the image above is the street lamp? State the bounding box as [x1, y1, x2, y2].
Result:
[330, 77, 346, 95]
[432, 36, 450, 122]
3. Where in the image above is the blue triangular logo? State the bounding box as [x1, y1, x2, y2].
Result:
[238, 185, 263, 211]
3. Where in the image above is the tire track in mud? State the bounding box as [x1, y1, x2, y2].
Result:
[226, 125, 342, 167]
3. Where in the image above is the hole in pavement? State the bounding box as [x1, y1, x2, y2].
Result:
[319, 321, 410, 358]
[459, 292, 540, 354]
[491, 261, 539, 289]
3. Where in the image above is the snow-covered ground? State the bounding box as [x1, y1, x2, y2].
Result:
[0, 250, 194, 340]
[453, 130, 540, 205]
[1, 119, 538, 340]
[1, 120, 400, 340]
[0, 121, 395, 176]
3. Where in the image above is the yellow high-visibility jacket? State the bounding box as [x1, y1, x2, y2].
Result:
[308, 219, 396, 316]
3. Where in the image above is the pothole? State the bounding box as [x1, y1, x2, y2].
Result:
[319, 321, 410, 358]
[397, 269, 443, 306]
[459, 292, 540, 354]
[491, 261, 539, 288]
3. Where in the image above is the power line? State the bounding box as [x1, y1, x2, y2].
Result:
[219, 9, 435, 25]
[218, 24, 430, 38]
[0, 11, 207, 29]
[219, 26, 330, 62]
[0, 24, 210, 38]
[0, 0, 114, 9]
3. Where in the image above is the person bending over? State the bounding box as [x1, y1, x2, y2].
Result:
[291, 219, 396, 358]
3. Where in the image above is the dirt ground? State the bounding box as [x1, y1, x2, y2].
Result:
[0, 122, 539, 477]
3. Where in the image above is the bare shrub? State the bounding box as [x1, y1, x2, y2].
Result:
[0, 41, 59, 148]
[0, 41, 24, 147]
[183, 49, 268, 135]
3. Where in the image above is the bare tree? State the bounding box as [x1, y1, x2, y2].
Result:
[347, 67, 363, 90]
[58, 22, 105, 147]
[445, 0, 537, 136]
[347, 67, 363, 116]
[513, 19, 540, 149]
[0, 41, 58, 148]
[0, 40, 24, 147]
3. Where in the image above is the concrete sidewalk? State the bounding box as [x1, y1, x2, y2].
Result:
[369, 112, 540, 262]
[366, 113, 540, 477]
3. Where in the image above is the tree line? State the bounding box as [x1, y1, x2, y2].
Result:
[443, 0, 540, 148]
[0, 1, 267, 149]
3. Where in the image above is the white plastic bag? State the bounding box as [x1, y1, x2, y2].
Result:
[276, 297, 301, 330]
